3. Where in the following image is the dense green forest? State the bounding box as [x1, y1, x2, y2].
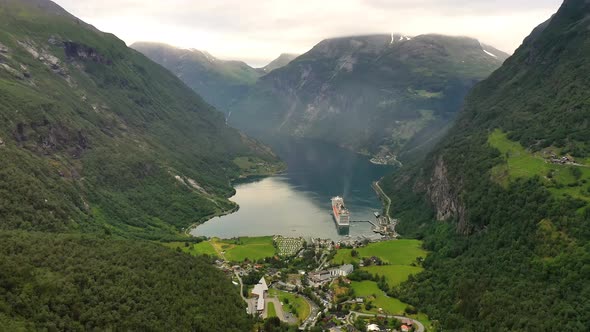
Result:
[383, 1, 590, 330]
[0, 231, 253, 331]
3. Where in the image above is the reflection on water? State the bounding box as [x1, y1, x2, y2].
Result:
[192, 138, 393, 239]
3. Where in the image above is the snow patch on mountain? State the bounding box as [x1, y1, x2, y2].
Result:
[483, 49, 497, 58]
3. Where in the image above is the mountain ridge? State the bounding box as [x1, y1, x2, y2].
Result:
[131, 42, 299, 113]
[229, 33, 508, 163]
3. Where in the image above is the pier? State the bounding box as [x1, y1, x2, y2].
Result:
[350, 220, 377, 227]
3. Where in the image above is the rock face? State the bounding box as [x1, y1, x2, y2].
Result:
[64, 41, 112, 64]
[229, 34, 508, 162]
[426, 157, 467, 231]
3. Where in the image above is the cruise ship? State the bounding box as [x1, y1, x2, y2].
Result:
[331, 196, 350, 227]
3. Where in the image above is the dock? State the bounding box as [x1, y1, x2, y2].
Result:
[350, 220, 377, 227]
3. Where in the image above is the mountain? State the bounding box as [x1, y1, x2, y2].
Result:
[229, 34, 508, 163]
[259, 53, 299, 73]
[131, 42, 262, 113]
[0, 0, 282, 329]
[381, 1, 590, 330]
[0, 0, 281, 239]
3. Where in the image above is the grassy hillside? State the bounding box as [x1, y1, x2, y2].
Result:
[230, 34, 508, 163]
[382, 1, 590, 330]
[0, 0, 280, 239]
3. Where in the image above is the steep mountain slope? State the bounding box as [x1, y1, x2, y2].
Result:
[230, 34, 508, 163]
[382, 1, 590, 330]
[0, 0, 280, 239]
[131, 42, 261, 113]
[259, 53, 299, 74]
[0, 0, 269, 329]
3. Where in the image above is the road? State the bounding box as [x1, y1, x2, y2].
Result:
[234, 271, 246, 302]
[348, 311, 425, 332]
[373, 180, 391, 219]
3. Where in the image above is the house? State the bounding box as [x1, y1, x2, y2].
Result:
[366, 323, 380, 331]
[328, 264, 354, 277]
[401, 324, 410, 332]
[276, 281, 297, 291]
[251, 277, 268, 311]
[403, 319, 413, 327]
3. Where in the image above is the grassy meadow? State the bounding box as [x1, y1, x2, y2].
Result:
[267, 302, 277, 318]
[332, 239, 426, 265]
[332, 239, 431, 329]
[351, 281, 407, 314]
[162, 241, 219, 258]
[489, 129, 590, 202]
[213, 236, 276, 262]
[269, 289, 311, 322]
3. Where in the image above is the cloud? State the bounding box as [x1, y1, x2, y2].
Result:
[53, 0, 563, 67]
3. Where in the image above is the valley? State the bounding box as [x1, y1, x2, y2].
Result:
[1, 0, 589, 331]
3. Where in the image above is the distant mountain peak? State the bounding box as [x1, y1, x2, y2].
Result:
[132, 42, 261, 113]
[259, 53, 299, 73]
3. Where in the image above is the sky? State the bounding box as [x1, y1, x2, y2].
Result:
[53, 0, 563, 67]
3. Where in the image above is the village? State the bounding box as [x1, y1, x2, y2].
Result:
[200, 233, 427, 332]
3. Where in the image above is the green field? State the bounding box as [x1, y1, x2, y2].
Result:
[332, 239, 426, 265]
[213, 237, 276, 262]
[267, 302, 277, 318]
[269, 289, 311, 322]
[333, 239, 430, 326]
[362, 265, 423, 287]
[488, 129, 590, 201]
[351, 281, 407, 314]
[162, 241, 219, 258]
[233, 157, 286, 178]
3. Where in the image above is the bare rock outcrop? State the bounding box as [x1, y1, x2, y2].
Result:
[64, 41, 112, 65]
[426, 156, 468, 232]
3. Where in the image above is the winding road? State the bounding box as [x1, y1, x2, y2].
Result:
[348, 311, 425, 332]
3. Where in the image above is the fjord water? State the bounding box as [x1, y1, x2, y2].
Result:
[192, 139, 393, 239]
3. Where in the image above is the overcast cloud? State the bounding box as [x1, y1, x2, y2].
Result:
[53, 0, 563, 67]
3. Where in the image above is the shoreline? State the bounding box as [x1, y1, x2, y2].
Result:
[184, 204, 240, 236]
[186, 167, 286, 237]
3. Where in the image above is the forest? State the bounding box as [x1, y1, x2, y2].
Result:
[0, 231, 253, 331]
